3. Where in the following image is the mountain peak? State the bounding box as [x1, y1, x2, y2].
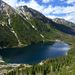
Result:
[0, 1, 14, 14]
[16, 5, 52, 23]
[17, 5, 44, 17]
[53, 18, 75, 28]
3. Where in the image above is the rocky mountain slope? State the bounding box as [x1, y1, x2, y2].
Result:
[0, 1, 75, 48]
[53, 18, 75, 28]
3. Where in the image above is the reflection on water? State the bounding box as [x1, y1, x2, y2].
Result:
[0, 41, 70, 64]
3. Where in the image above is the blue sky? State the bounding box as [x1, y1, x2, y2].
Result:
[2, 0, 75, 23]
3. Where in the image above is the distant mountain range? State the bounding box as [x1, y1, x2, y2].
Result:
[0, 1, 75, 48]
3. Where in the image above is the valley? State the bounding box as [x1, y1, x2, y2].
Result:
[0, 1, 75, 75]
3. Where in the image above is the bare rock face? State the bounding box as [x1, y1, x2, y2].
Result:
[53, 18, 75, 28]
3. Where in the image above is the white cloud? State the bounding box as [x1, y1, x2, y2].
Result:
[66, 0, 75, 4]
[42, 5, 54, 14]
[43, 5, 75, 23]
[42, 0, 50, 3]
[43, 5, 75, 14]
[16, 0, 44, 12]
[47, 15, 58, 19]
[2, 0, 17, 7]
[65, 12, 75, 23]
[60, 0, 75, 4]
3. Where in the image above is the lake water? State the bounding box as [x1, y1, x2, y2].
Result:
[0, 41, 70, 64]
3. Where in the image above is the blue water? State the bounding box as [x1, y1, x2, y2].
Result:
[0, 41, 70, 64]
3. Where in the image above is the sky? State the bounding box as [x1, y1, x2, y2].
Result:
[2, 0, 75, 23]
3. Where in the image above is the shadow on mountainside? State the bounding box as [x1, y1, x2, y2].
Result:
[51, 21, 75, 35]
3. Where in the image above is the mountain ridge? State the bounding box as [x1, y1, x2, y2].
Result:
[0, 1, 75, 48]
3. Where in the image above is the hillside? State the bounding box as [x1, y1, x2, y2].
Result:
[0, 1, 75, 49]
[0, 1, 43, 48]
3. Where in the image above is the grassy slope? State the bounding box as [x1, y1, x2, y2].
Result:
[0, 13, 18, 47]
[10, 14, 43, 44]
[3, 16, 75, 75]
